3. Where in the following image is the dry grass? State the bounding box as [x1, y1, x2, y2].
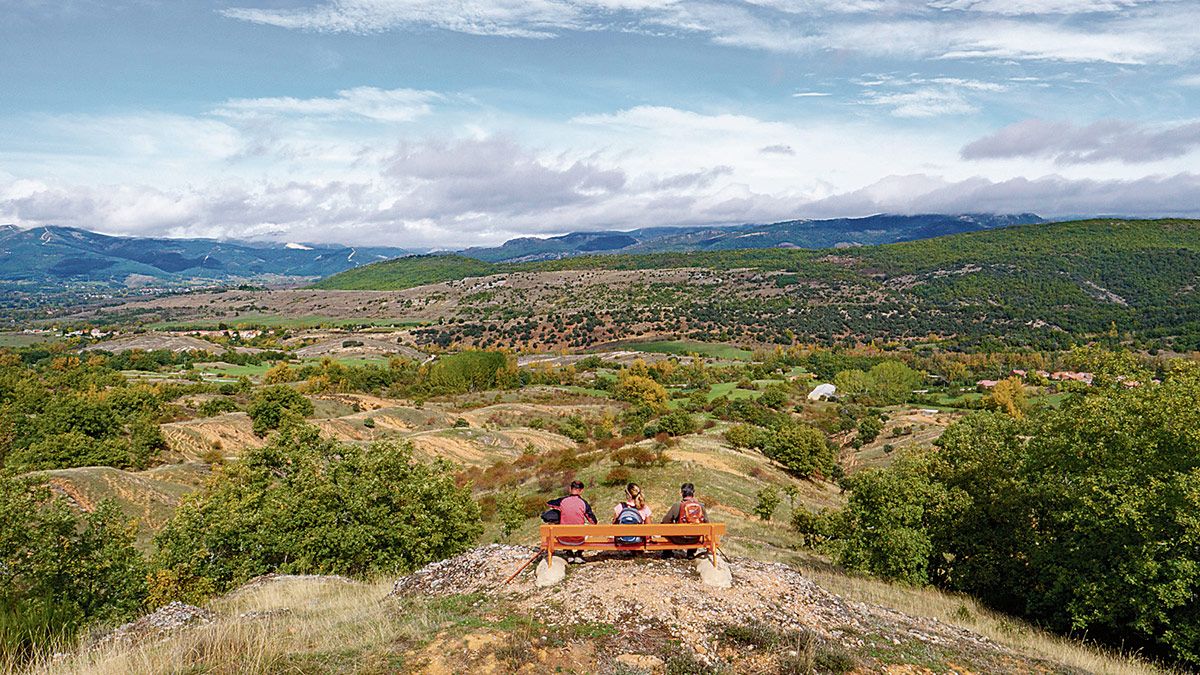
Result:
[26, 578, 409, 675]
[799, 565, 1166, 675]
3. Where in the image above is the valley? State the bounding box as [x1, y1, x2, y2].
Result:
[2, 216, 1198, 673]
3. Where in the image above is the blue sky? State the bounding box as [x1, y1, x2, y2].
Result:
[2, 0, 1199, 247]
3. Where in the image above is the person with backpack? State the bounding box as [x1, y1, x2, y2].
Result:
[611, 483, 652, 549]
[661, 482, 708, 559]
[546, 480, 597, 564]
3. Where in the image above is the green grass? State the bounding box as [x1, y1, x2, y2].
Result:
[706, 381, 762, 402]
[629, 340, 755, 361]
[553, 385, 612, 398]
[0, 333, 58, 347]
[309, 254, 499, 291]
[193, 362, 273, 379]
[148, 315, 424, 330]
[928, 392, 984, 407]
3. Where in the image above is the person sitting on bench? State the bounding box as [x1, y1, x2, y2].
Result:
[546, 480, 597, 564]
[611, 483, 652, 551]
[661, 482, 708, 559]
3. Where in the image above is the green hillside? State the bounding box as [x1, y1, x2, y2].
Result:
[309, 253, 500, 290]
[316, 219, 1200, 291]
[313, 219, 1200, 350]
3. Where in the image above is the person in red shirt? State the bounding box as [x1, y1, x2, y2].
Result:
[546, 480, 597, 564]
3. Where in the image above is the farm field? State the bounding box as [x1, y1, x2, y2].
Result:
[627, 339, 756, 361]
[0, 332, 58, 347]
[149, 314, 425, 331]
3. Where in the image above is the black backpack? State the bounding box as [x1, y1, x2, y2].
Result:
[541, 509, 561, 524]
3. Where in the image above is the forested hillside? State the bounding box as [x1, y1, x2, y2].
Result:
[314, 219, 1200, 351]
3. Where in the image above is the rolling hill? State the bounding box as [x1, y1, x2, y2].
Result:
[312, 218, 1200, 350]
[457, 212, 1043, 262]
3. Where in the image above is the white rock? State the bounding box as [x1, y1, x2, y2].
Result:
[535, 554, 566, 587]
[696, 557, 732, 589]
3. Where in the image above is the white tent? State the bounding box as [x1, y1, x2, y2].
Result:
[807, 383, 836, 401]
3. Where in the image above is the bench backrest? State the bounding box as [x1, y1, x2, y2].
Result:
[540, 523, 726, 538]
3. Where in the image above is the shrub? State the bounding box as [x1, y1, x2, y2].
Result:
[613, 373, 669, 408]
[0, 475, 146, 663]
[198, 397, 238, 417]
[753, 486, 780, 521]
[496, 489, 524, 539]
[556, 415, 589, 442]
[647, 410, 696, 437]
[613, 445, 666, 468]
[247, 385, 314, 436]
[758, 387, 788, 410]
[762, 422, 835, 478]
[152, 424, 482, 598]
[422, 350, 517, 394]
[601, 466, 632, 487]
[720, 422, 758, 449]
[856, 415, 883, 444]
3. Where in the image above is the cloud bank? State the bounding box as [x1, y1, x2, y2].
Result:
[962, 119, 1200, 164]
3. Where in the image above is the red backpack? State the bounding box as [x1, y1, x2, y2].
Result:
[679, 500, 706, 524]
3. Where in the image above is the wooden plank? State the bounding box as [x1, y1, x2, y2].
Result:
[540, 524, 725, 537]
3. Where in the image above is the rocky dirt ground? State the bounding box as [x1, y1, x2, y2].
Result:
[56, 547, 1107, 674]
[390, 545, 1075, 674]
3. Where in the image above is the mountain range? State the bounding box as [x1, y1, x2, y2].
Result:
[458, 213, 1044, 262]
[0, 213, 1042, 290]
[0, 225, 409, 288]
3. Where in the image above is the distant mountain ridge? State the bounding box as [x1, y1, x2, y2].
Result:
[459, 213, 1044, 262]
[0, 225, 409, 288]
[0, 214, 1041, 290]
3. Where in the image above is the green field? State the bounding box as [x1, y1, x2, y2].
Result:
[0, 333, 58, 347]
[706, 381, 762, 401]
[149, 315, 424, 330]
[629, 340, 755, 361]
[192, 362, 274, 380]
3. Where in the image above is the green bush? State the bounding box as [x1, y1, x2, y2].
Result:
[198, 397, 239, 417]
[422, 350, 516, 394]
[247, 385, 314, 436]
[753, 487, 780, 521]
[495, 489, 524, 540]
[824, 360, 1200, 665]
[647, 410, 696, 437]
[0, 475, 146, 663]
[152, 423, 482, 597]
[856, 415, 883, 444]
[762, 422, 835, 478]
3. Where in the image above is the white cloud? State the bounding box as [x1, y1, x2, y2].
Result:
[218, 0, 1200, 66]
[797, 172, 1200, 219]
[792, 91, 830, 97]
[215, 87, 441, 122]
[929, 0, 1158, 15]
[4, 95, 1200, 247]
[220, 0, 590, 38]
[863, 87, 978, 117]
[962, 118, 1200, 164]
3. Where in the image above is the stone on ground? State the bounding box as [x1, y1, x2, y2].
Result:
[696, 556, 732, 588]
[535, 554, 566, 587]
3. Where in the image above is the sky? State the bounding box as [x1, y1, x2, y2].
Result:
[1, 0, 1199, 248]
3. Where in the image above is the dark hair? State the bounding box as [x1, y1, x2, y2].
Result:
[680, 482, 695, 497]
[570, 480, 585, 490]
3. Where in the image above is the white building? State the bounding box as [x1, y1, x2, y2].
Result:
[807, 383, 837, 401]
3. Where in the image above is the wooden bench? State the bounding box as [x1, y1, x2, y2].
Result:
[539, 523, 726, 563]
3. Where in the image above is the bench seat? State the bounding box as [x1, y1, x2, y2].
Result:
[539, 523, 726, 563]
